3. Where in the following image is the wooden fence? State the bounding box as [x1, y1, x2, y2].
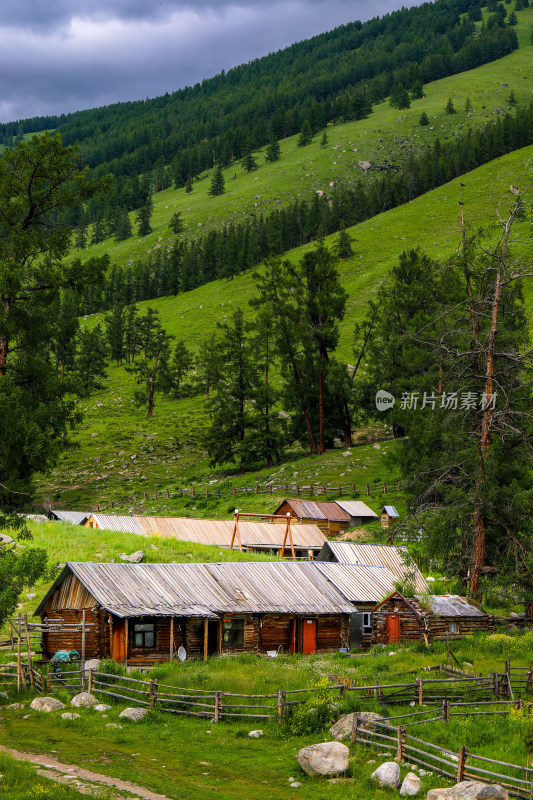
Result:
[353, 719, 533, 798]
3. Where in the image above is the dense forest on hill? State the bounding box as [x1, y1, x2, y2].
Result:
[0, 0, 518, 228]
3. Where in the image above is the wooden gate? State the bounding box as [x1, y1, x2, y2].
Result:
[302, 619, 317, 654]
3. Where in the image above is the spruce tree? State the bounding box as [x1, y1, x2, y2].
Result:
[75, 223, 87, 249]
[265, 136, 280, 163]
[126, 326, 173, 417]
[410, 80, 424, 100]
[115, 207, 132, 241]
[320, 130, 329, 148]
[169, 211, 184, 235]
[208, 165, 225, 196]
[166, 339, 194, 397]
[335, 228, 353, 259]
[75, 324, 108, 393]
[445, 97, 457, 114]
[185, 176, 193, 194]
[136, 198, 153, 236]
[419, 112, 430, 126]
[105, 304, 126, 365]
[390, 84, 411, 109]
[297, 119, 313, 147]
[465, 97, 473, 113]
[242, 152, 258, 173]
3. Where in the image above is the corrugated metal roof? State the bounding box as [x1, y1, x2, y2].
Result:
[316, 563, 398, 603]
[133, 516, 326, 549]
[276, 500, 350, 522]
[88, 514, 144, 535]
[36, 562, 355, 618]
[383, 506, 400, 517]
[334, 500, 378, 519]
[317, 542, 428, 594]
[425, 595, 485, 618]
[51, 511, 90, 525]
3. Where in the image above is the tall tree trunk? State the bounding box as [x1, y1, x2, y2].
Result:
[318, 360, 325, 455]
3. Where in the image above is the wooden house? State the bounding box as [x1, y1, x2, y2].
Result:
[381, 505, 400, 530]
[273, 499, 350, 535]
[371, 592, 495, 646]
[35, 562, 355, 665]
[333, 500, 378, 527]
[82, 514, 326, 560]
[317, 542, 429, 593]
[50, 510, 90, 525]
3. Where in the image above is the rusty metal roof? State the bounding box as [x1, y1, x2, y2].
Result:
[275, 500, 350, 522]
[36, 562, 356, 618]
[317, 542, 429, 594]
[425, 595, 485, 617]
[133, 516, 326, 550]
[334, 500, 378, 519]
[315, 563, 398, 603]
[50, 510, 90, 525]
[87, 514, 144, 535]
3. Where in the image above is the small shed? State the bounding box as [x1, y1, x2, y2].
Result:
[381, 505, 400, 530]
[50, 510, 90, 525]
[371, 592, 494, 646]
[35, 562, 355, 665]
[334, 500, 378, 527]
[273, 499, 350, 535]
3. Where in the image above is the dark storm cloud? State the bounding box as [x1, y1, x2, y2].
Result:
[0, 1, 415, 122]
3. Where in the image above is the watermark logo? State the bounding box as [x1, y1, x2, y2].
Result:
[375, 390, 396, 411]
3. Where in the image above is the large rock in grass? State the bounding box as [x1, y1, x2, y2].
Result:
[30, 696, 65, 713]
[400, 772, 421, 796]
[83, 659, 101, 673]
[119, 707, 147, 722]
[296, 742, 349, 777]
[71, 692, 98, 708]
[119, 551, 144, 563]
[370, 761, 401, 789]
[330, 711, 384, 741]
[427, 782, 508, 800]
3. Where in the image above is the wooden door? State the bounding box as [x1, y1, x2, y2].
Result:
[302, 619, 317, 655]
[289, 618, 297, 654]
[387, 614, 400, 644]
[111, 618, 126, 661]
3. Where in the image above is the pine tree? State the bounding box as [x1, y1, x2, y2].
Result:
[508, 10, 518, 22]
[320, 130, 329, 149]
[507, 89, 517, 105]
[242, 152, 258, 173]
[335, 228, 353, 259]
[185, 176, 193, 194]
[196, 332, 220, 400]
[410, 80, 424, 100]
[136, 198, 153, 236]
[208, 165, 225, 196]
[265, 136, 280, 163]
[115, 207, 132, 241]
[126, 326, 173, 417]
[168, 211, 184, 235]
[105, 304, 126, 365]
[419, 112, 430, 126]
[297, 119, 313, 147]
[445, 97, 457, 114]
[75, 324, 108, 393]
[75, 224, 87, 249]
[165, 339, 194, 397]
[390, 84, 411, 109]
[91, 216, 106, 245]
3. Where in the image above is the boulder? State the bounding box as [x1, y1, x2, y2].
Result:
[84, 659, 101, 673]
[0, 533, 14, 544]
[370, 761, 401, 789]
[330, 711, 384, 741]
[7, 703, 24, 710]
[400, 772, 421, 796]
[71, 692, 98, 708]
[106, 723, 123, 729]
[94, 703, 112, 712]
[30, 696, 65, 713]
[427, 782, 508, 800]
[61, 712, 81, 720]
[296, 741, 350, 777]
[119, 707, 147, 722]
[119, 551, 145, 563]
[248, 730, 263, 738]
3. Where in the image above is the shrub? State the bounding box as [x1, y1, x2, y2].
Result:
[285, 678, 338, 735]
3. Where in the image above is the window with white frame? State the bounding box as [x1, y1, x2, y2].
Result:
[449, 621, 459, 634]
[363, 612, 372, 632]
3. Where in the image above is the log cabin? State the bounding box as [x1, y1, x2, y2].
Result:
[272, 500, 351, 535]
[333, 500, 379, 527]
[317, 541, 429, 593]
[35, 562, 355, 666]
[372, 592, 495, 646]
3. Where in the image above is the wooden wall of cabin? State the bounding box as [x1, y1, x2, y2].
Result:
[40, 608, 107, 659]
[317, 614, 349, 652]
[372, 597, 425, 646]
[125, 616, 185, 661]
[427, 614, 495, 640]
[185, 616, 259, 657]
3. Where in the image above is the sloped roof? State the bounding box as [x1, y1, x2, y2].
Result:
[317, 542, 428, 594]
[35, 562, 356, 619]
[87, 514, 143, 535]
[425, 595, 485, 617]
[50, 510, 90, 525]
[334, 500, 378, 519]
[134, 516, 326, 549]
[316, 563, 398, 603]
[274, 499, 350, 523]
[383, 506, 400, 517]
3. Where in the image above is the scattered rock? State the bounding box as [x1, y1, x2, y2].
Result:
[119, 551, 145, 563]
[427, 782, 508, 800]
[296, 741, 350, 777]
[105, 723, 123, 729]
[400, 772, 421, 796]
[30, 697, 66, 713]
[330, 711, 384, 741]
[119, 707, 147, 722]
[71, 692, 98, 708]
[290, 783, 302, 788]
[61, 712, 81, 720]
[7, 703, 24, 710]
[463, 662, 473, 669]
[248, 730, 263, 738]
[370, 762, 401, 789]
[0, 534, 14, 544]
[26, 593, 36, 599]
[84, 659, 101, 673]
[94, 704, 112, 712]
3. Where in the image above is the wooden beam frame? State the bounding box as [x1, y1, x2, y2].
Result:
[203, 618, 208, 660]
[229, 509, 243, 551]
[280, 513, 296, 560]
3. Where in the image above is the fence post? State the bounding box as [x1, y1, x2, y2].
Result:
[351, 713, 359, 745]
[16, 615, 24, 692]
[23, 614, 34, 686]
[88, 668, 94, 695]
[80, 609, 86, 692]
[278, 690, 286, 721]
[457, 746, 467, 782]
[397, 726, 403, 762]
[419, 678, 423, 706]
[493, 672, 499, 700]
[215, 690, 222, 722]
[152, 679, 158, 708]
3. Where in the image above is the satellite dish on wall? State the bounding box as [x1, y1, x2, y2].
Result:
[177, 646, 187, 662]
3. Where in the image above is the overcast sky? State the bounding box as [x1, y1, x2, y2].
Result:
[0, 1, 418, 123]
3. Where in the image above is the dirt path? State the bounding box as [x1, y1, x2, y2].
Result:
[0, 745, 175, 800]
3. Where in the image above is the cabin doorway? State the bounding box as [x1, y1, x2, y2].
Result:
[207, 621, 220, 656]
[302, 619, 317, 654]
[289, 618, 297, 654]
[111, 618, 126, 661]
[387, 614, 400, 644]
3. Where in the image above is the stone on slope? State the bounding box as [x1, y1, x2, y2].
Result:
[296, 742, 349, 777]
[427, 782, 508, 800]
[61, 712, 81, 720]
[94, 703, 112, 712]
[119, 707, 147, 722]
[370, 761, 401, 789]
[30, 696, 65, 713]
[400, 772, 421, 796]
[71, 692, 98, 708]
[330, 711, 384, 741]
[119, 551, 145, 563]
